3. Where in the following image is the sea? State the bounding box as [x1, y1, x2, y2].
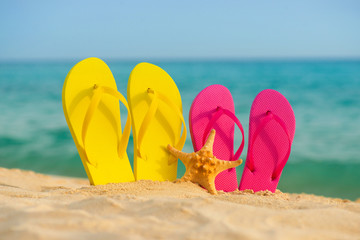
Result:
[0, 59, 359, 200]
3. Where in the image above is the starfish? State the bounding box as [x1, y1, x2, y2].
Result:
[167, 129, 242, 195]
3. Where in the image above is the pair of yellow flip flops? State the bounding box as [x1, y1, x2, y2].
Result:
[62, 58, 186, 185]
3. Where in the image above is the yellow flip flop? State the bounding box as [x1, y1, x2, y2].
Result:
[127, 62, 186, 181]
[62, 57, 134, 185]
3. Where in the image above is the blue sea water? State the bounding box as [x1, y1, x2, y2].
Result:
[0, 60, 359, 200]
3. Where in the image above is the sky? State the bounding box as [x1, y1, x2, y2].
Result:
[0, 0, 359, 61]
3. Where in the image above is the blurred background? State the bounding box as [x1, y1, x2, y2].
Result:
[0, 0, 359, 200]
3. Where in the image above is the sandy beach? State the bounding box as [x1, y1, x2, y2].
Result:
[0, 167, 359, 240]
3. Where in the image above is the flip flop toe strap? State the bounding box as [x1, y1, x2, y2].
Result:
[82, 84, 131, 167]
[137, 88, 187, 165]
[202, 106, 245, 160]
[247, 111, 292, 180]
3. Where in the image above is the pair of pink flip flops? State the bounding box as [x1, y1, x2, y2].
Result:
[189, 85, 296, 192]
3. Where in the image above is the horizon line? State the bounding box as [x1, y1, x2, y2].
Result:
[1, 56, 360, 63]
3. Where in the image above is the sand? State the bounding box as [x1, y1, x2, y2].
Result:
[0, 167, 359, 240]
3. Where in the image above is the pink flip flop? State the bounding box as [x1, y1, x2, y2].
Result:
[189, 84, 245, 192]
[239, 89, 295, 192]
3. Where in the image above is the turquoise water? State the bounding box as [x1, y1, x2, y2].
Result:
[0, 60, 359, 200]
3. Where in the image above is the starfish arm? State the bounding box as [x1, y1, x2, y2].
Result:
[167, 144, 191, 165]
[200, 177, 217, 195]
[201, 129, 216, 152]
[215, 159, 243, 173]
[180, 171, 192, 182]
